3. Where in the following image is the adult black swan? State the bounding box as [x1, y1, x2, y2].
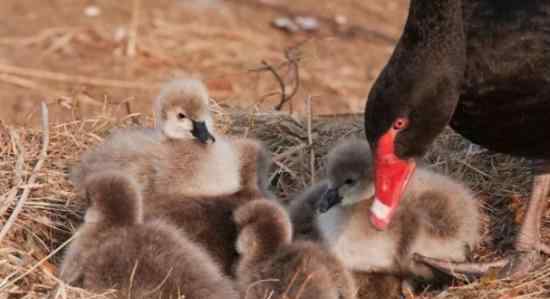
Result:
[364, 0, 550, 278]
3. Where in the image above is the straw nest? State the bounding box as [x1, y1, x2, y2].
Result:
[1, 105, 549, 299]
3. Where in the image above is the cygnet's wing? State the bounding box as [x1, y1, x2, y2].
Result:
[287, 180, 330, 241]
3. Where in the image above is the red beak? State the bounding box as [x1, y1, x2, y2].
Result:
[369, 127, 416, 230]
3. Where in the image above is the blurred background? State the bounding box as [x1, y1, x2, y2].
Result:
[0, 0, 408, 126]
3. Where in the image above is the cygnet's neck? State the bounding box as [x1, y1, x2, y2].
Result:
[340, 181, 375, 207]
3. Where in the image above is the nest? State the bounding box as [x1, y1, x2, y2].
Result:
[0, 106, 549, 299]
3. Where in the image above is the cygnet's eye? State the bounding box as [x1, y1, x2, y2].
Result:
[177, 112, 187, 120]
[344, 178, 355, 185]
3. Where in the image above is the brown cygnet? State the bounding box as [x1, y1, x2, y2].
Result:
[59, 171, 238, 299]
[235, 200, 357, 299]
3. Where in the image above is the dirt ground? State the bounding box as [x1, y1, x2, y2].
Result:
[0, 0, 408, 126]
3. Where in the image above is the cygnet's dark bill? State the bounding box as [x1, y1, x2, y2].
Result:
[191, 120, 216, 144]
[318, 187, 342, 213]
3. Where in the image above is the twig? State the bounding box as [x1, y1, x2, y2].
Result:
[143, 267, 174, 296]
[0, 102, 49, 243]
[282, 46, 301, 111]
[0, 73, 59, 96]
[42, 30, 77, 57]
[0, 63, 157, 90]
[273, 144, 307, 161]
[0, 27, 75, 46]
[127, 260, 140, 299]
[456, 159, 490, 178]
[0, 73, 101, 107]
[0, 129, 25, 217]
[260, 60, 287, 110]
[244, 279, 279, 299]
[0, 229, 77, 290]
[251, 42, 302, 111]
[124, 98, 140, 125]
[282, 270, 301, 298]
[52, 273, 116, 299]
[274, 44, 302, 111]
[127, 0, 141, 57]
[306, 96, 315, 184]
[274, 160, 297, 178]
[124, 100, 132, 115]
[295, 272, 318, 299]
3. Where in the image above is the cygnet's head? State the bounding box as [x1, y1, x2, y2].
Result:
[83, 171, 143, 226]
[234, 200, 292, 260]
[154, 79, 215, 143]
[319, 139, 374, 213]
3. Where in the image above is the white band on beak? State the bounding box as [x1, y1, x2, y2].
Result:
[370, 198, 391, 220]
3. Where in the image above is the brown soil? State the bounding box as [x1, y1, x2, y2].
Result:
[0, 0, 408, 127]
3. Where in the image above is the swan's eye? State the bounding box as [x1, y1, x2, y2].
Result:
[177, 113, 187, 120]
[344, 178, 355, 185]
[393, 117, 408, 130]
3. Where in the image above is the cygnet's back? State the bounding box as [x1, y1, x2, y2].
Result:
[144, 139, 273, 275]
[235, 200, 357, 299]
[59, 171, 238, 299]
[70, 127, 164, 197]
[71, 78, 242, 199]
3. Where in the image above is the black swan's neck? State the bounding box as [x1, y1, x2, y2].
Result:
[365, 0, 469, 159]
[399, 0, 466, 64]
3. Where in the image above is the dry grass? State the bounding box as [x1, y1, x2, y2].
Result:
[0, 105, 548, 298]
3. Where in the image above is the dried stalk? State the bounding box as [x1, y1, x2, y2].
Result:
[127, 0, 141, 57]
[0, 129, 25, 217]
[306, 96, 315, 184]
[0, 102, 49, 243]
[0, 63, 157, 90]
